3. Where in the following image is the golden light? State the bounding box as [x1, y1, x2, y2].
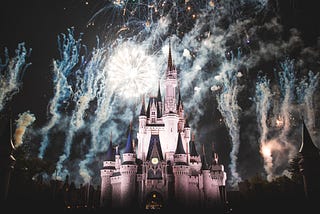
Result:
[209, 0, 215, 8]
[275, 115, 284, 128]
[261, 145, 271, 158]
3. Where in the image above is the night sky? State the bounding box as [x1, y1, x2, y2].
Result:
[1, 0, 320, 188]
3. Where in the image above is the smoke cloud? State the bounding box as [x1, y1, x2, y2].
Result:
[14, 110, 36, 148]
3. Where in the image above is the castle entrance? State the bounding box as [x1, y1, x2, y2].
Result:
[145, 191, 164, 209]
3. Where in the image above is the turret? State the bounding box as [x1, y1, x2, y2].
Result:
[137, 95, 147, 160]
[100, 134, 116, 207]
[115, 145, 121, 170]
[172, 132, 189, 205]
[183, 116, 191, 150]
[119, 125, 138, 207]
[122, 125, 136, 163]
[189, 134, 201, 174]
[149, 98, 157, 124]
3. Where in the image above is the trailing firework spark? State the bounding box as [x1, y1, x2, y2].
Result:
[38, 28, 83, 159]
[211, 49, 244, 189]
[0, 43, 31, 112]
[255, 59, 319, 181]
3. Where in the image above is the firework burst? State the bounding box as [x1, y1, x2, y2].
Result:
[105, 40, 160, 100]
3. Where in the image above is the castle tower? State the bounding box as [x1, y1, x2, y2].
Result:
[162, 41, 179, 160]
[298, 121, 320, 202]
[189, 134, 201, 173]
[100, 134, 115, 207]
[164, 40, 178, 114]
[172, 132, 189, 206]
[118, 127, 138, 207]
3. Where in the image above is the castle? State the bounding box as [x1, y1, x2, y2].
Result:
[100, 42, 227, 209]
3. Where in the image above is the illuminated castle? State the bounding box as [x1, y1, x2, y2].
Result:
[100, 43, 227, 209]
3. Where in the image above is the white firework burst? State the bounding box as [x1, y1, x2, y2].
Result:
[105, 40, 160, 100]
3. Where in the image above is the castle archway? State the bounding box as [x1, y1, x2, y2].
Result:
[145, 191, 164, 209]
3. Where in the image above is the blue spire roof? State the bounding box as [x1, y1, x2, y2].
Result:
[146, 135, 164, 161]
[175, 132, 186, 154]
[123, 126, 134, 153]
[105, 138, 115, 161]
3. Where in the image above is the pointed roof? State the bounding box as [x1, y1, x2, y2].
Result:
[123, 123, 134, 154]
[184, 116, 190, 128]
[167, 39, 173, 71]
[105, 134, 115, 161]
[146, 97, 153, 117]
[189, 134, 199, 157]
[157, 81, 162, 102]
[177, 87, 183, 110]
[201, 144, 209, 170]
[146, 135, 164, 160]
[150, 140, 161, 160]
[140, 95, 146, 116]
[299, 121, 320, 158]
[175, 132, 186, 154]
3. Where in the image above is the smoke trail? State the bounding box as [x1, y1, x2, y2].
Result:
[14, 110, 36, 148]
[277, 59, 297, 157]
[0, 43, 31, 112]
[55, 38, 108, 180]
[296, 70, 319, 129]
[78, 38, 161, 183]
[255, 75, 274, 181]
[211, 51, 244, 188]
[38, 28, 83, 159]
[257, 59, 297, 181]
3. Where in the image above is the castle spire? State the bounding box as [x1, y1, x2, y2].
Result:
[140, 94, 146, 116]
[189, 133, 199, 157]
[201, 144, 209, 170]
[175, 132, 186, 154]
[105, 132, 115, 161]
[167, 39, 173, 71]
[157, 80, 162, 102]
[124, 122, 134, 153]
[177, 85, 183, 110]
